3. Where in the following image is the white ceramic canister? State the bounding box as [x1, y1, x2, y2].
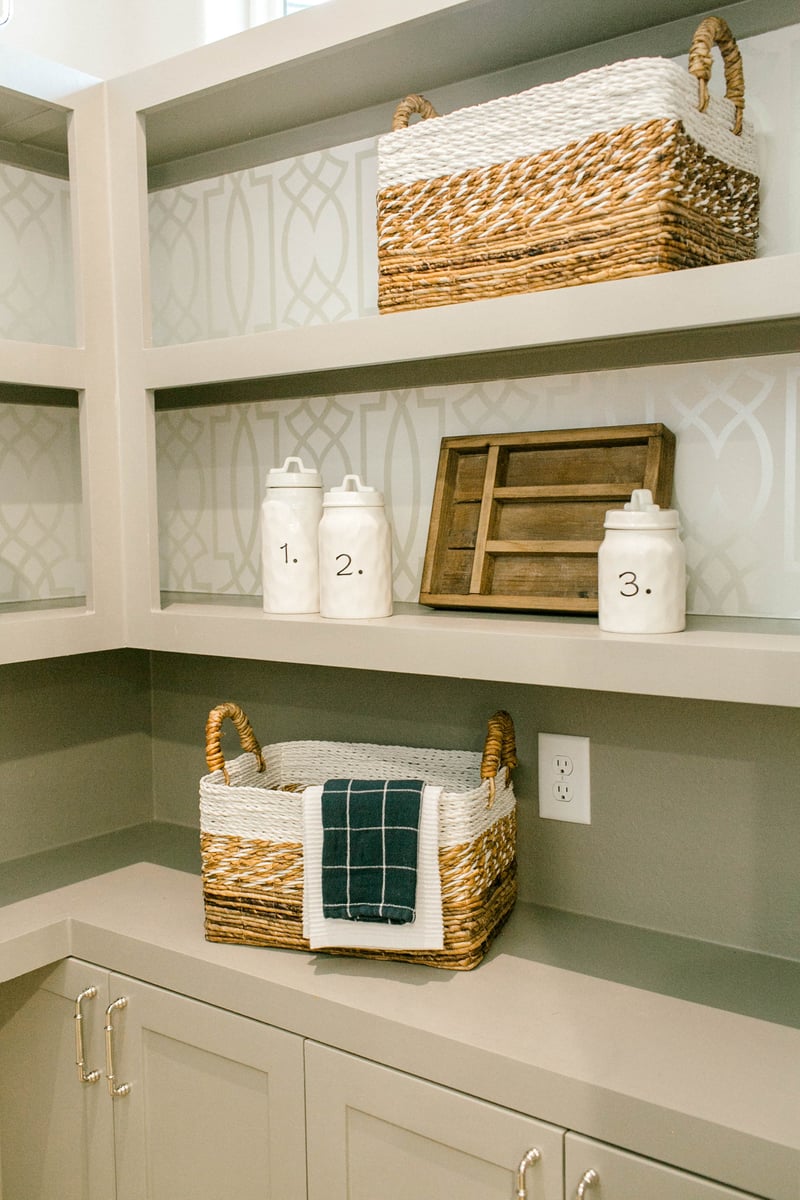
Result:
[261, 456, 323, 614]
[318, 474, 393, 619]
[597, 489, 686, 633]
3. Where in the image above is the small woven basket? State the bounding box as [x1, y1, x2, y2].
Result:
[377, 16, 759, 313]
[199, 702, 518, 970]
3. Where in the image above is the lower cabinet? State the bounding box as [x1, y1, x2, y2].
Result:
[0, 960, 114, 1200]
[0, 959, 306, 1200]
[305, 1041, 563, 1199]
[306, 1044, 762, 1200]
[0, 958, 767, 1200]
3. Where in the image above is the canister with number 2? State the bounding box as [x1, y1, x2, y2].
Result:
[319, 474, 393, 619]
[598, 489, 686, 633]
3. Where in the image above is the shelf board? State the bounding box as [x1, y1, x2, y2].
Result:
[0, 596, 86, 614]
[0, 77, 73, 179]
[141, 595, 800, 707]
[0, 604, 125, 666]
[118, 0, 796, 176]
[147, 255, 800, 405]
[0, 343, 85, 393]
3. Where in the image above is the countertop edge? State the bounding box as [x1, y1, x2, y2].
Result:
[1, 862, 798, 1198]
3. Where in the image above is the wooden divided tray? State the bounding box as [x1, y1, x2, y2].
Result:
[420, 424, 676, 613]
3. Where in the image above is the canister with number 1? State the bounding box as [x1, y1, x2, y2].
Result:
[261, 456, 322, 614]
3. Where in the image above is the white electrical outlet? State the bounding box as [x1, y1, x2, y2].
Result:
[538, 733, 591, 823]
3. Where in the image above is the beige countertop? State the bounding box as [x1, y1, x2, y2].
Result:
[1, 861, 798, 1199]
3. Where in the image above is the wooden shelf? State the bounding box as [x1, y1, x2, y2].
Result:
[109, 0, 796, 183]
[128, 597, 800, 708]
[4, 0, 793, 704]
[147, 255, 800, 403]
[0, 344, 85, 393]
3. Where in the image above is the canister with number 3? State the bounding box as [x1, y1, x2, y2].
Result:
[319, 474, 393, 619]
[598, 489, 686, 633]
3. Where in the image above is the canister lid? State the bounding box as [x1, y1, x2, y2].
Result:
[266, 456, 322, 488]
[604, 488, 679, 530]
[323, 474, 384, 506]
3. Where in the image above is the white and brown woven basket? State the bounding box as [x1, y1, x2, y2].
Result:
[199, 702, 518, 970]
[377, 16, 759, 313]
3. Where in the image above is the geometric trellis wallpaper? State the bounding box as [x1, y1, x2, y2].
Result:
[148, 24, 800, 345]
[149, 136, 378, 343]
[0, 403, 84, 603]
[156, 352, 800, 618]
[153, 21, 800, 619]
[3, 28, 798, 610]
[0, 164, 74, 345]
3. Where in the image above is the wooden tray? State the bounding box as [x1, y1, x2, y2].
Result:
[420, 424, 676, 613]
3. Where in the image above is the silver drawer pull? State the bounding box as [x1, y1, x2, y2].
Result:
[515, 1147, 541, 1198]
[104, 997, 131, 1098]
[74, 987, 101, 1085]
[576, 1168, 599, 1198]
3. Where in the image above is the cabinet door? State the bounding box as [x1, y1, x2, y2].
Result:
[305, 1041, 563, 1199]
[107, 973, 306, 1200]
[0, 960, 115, 1200]
[565, 1134, 759, 1199]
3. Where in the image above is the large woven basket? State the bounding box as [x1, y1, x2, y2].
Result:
[199, 702, 518, 970]
[377, 16, 759, 313]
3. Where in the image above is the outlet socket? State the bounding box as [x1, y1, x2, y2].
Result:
[538, 733, 590, 823]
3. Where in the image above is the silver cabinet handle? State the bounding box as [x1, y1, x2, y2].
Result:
[576, 1168, 599, 1198]
[74, 987, 101, 1085]
[515, 1147, 541, 1198]
[104, 997, 131, 1098]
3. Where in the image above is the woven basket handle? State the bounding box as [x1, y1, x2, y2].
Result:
[391, 93, 440, 131]
[688, 16, 745, 135]
[205, 701, 265, 784]
[480, 710, 518, 806]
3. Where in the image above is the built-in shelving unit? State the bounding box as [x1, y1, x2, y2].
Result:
[0, 62, 124, 665]
[3, 0, 799, 698]
[1, 12, 799, 1196]
[100, 0, 800, 705]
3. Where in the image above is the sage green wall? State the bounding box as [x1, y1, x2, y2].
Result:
[1, 648, 797, 962]
[149, 651, 800, 962]
[0, 650, 153, 860]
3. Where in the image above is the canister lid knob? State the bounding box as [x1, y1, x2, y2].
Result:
[604, 488, 679, 530]
[324, 474, 385, 506]
[266, 456, 322, 488]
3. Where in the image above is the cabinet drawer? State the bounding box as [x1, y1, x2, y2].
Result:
[565, 1134, 760, 1199]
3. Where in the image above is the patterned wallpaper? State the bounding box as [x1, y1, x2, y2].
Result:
[149, 138, 378, 342]
[148, 25, 800, 345]
[0, 164, 74, 345]
[156, 353, 800, 618]
[151, 23, 800, 619]
[0, 403, 84, 603]
[2, 24, 797, 611]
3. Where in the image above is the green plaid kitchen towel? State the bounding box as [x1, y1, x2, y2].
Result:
[321, 778, 424, 923]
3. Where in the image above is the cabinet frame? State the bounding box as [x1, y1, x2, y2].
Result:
[102, 0, 800, 705]
[1, 0, 799, 699]
[0, 72, 125, 665]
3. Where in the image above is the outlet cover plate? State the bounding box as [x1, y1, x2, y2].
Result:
[538, 733, 591, 823]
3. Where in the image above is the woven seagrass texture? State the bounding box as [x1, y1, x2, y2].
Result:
[377, 18, 758, 314]
[199, 703, 518, 970]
